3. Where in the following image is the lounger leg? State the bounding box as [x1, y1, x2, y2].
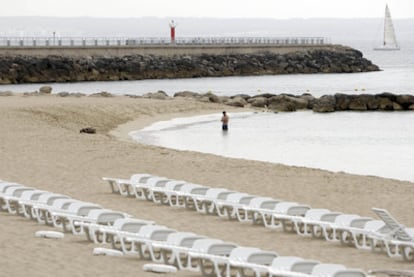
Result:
[402, 245, 414, 261]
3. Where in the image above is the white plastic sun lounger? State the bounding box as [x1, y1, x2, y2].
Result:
[311, 263, 366, 277]
[0, 182, 24, 193]
[102, 173, 153, 197]
[293, 209, 343, 239]
[136, 176, 178, 201]
[86, 217, 155, 245]
[214, 192, 256, 219]
[188, 238, 238, 277]
[153, 232, 207, 271]
[226, 247, 278, 277]
[370, 208, 414, 261]
[0, 185, 34, 214]
[259, 201, 311, 231]
[52, 208, 128, 236]
[122, 225, 177, 261]
[190, 188, 235, 214]
[268, 256, 320, 276]
[16, 189, 50, 218]
[18, 192, 71, 224]
[317, 214, 374, 243]
[238, 196, 281, 224]
[151, 180, 187, 205]
[161, 183, 207, 208]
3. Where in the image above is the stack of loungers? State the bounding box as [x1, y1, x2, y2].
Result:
[102, 174, 414, 262]
[0, 179, 368, 277]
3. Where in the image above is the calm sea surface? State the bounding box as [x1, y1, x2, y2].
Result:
[2, 43, 414, 182]
[131, 111, 414, 182]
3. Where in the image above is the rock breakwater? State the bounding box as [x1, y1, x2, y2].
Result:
[3, 86, 413, 113]
[0, 46, 379, 84]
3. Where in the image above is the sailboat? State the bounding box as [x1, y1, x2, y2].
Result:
[374, 4, 400, 50]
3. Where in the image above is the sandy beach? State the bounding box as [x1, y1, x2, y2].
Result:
[1, 94, 413, 277]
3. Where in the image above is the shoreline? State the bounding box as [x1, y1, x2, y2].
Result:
[1, 94, 414, 276]
[114, 109, 414, 183]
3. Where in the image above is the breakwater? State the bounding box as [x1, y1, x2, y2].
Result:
[5, 86, 413, 113]
[173, 91, 414, 112]
[0, 45, 379, 84]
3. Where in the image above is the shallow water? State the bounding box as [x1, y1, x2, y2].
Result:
[131, 111, 414, 182]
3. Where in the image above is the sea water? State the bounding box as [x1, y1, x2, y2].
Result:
[131, 111, 414, 182]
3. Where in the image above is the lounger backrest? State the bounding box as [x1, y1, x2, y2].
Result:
[87, 209, 126, 224]
[67, 202, 101, 215]
[150, 229, 177, 241]
[37, 194, 70, 205]
[333, 270, 366, 277]
[248, 252, 278, 265]
[226, 193, 250, 203]
[166, 232, 204, 247]
[208, 243, 238, 255]
[51, 199, 79, 210]
[164, 182, 184, 191]
[145, 177, 170, 187]
[349, 218, 373, 229]
[239, 196, 255, 205]
[205, 188, 230, 199]
[4, 186, 33, 197]
[19, 190, 47, 201]
[0, 183, 23, 193]
[291, 261, 321, 274]
[274, 202, 311, 216]
[180, 236, 206, 248]
[311, 264, 347, 276]
[304, 209, 331, 220]
[320, 212, 342, 222]
[217, 191, 235, 200]
[249, 197, 277, 209]
[372, 208, 412, 241]
[334, 214, 360, 226]
[178, 183, 205, 193]
[191, 187, 209, 195]
[130, 174, 152, 184]
[138, 225, 168, 238]
[191, 239, 237, 255]
[270, 256, 304, 270]
[229, 247, 262, 262]
[113, 218, 153, 232]
[363, 220, 388, 233]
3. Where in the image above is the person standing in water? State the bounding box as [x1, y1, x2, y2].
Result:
[221, 111, 229, 131]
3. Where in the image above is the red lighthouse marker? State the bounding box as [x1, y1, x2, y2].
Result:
[169, 20, 177, 43]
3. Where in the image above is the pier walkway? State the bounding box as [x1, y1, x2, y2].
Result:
[0, 36, 329, 48]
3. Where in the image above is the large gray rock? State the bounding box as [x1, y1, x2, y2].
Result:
[39, 85, 52, 94]
[143, 90, 169, 100]
[313, 95, 336, 113]
[248, 97, 268, 108]
[225, 96, 247, 107]
[396, 94, 414, 109]
[268, 95, 308, 112]
[348, 96, 368, 111]
[377, 97, 394, 110]
[174, 91, 199, 98]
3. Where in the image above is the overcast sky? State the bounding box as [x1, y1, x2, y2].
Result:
[2, 0, 413, 19]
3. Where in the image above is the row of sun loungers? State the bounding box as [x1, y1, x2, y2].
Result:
[102, 174, 414, 262]
[0, 179, 366, 277]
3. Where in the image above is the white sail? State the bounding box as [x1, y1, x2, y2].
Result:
[375, 4, 400, 50]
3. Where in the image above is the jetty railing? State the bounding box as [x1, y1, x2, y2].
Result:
[0, 36, 330, 47]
